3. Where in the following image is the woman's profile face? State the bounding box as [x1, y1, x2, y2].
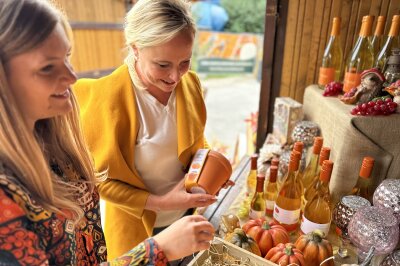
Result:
[134, 28, 194, 93]
[6, 23, 77, 128]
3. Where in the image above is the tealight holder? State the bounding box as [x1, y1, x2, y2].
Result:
[373, 179, 400, 224]
[332, 195, 371, 258]
[348, 206, 399, 263]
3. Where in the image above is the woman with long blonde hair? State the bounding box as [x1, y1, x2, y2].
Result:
[0, 0, 214, 264]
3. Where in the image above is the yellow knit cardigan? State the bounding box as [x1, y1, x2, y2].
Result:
[73, 65, 207, 259]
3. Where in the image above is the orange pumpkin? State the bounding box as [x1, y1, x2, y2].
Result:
[265, 243, 306, 266]
[294, 230, 334, 266]
[242, 218, 290, 257]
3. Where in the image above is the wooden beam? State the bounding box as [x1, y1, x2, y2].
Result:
[256, 0, 289, 151]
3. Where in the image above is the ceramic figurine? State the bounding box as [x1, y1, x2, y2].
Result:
[340, 68, 385, 104]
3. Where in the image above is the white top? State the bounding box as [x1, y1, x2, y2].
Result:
[133, 85, 187, 227]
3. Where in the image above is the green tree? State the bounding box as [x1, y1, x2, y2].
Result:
[221, 0, 266, 33]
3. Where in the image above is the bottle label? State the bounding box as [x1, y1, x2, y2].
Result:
[318, 67, 335, 86]
[265, 200, 275, 215]
[300, 214, 330, 236]
[273, 205, 300, 225]
[343, 72, 361, 92]
[185, 149, 210, 193]
[249, 209, 264, 220]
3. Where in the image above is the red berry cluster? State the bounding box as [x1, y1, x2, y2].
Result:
[351, 98, 397, 116]
[343, 87, 357, 97]
[323, 82, 343, 96]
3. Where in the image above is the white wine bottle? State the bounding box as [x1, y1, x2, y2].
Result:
[302, 137, 323, 189]
[273, 151, 302, 232]
[370, 16, 386, 62]
[246, 154, 258, 196]
[301, 160, 334, 236]
[318, 17, 343, 87]
[343, 15, 375, 93]
[374, 15, 400, 71]
[264, 166, 278, 217]
[249, 173, 266, 220]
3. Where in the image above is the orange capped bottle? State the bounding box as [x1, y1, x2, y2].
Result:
[266, 157, 280, 182]
[343, 15, 375, 92]
[293, 141, 304, 169]
[304, 147, 331, 204]
[249, 174, 266, 220]
[371, 16, 386, 61]
[264, 165, 278, 217]
[302, 137, 324, 189]
[351, 157, 375, 203]
[273, 151, 302, 232]
[246, 154, 258, 196]
[318, 17, 343, 86]
[301, 160, 334, 235]
[375, 15, 400, 70]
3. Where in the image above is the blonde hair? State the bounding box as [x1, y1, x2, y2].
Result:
[0, 0, 100, 221]
[124, 0, 196, 49]
[124, 0, 196, 90]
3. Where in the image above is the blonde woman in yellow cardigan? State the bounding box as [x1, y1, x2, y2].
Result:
[0, 0, 215, 264]
[73, 0, 230, 260]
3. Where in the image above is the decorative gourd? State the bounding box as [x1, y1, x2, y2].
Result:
[224, 228, 261, 256]
[218, 214, 241, 238]
[265, 243, 306, 266]
[294, 230, 334, 266]
[242, 218, 290, 256]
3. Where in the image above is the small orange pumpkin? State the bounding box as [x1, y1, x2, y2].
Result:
[242, 218, 290, 257]
[294, 230, 334, 266]
[265, 243, 306, 266]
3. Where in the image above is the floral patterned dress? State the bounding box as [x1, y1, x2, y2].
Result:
[0, 163, 168, 265]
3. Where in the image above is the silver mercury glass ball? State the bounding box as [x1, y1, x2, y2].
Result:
[291, 121, 320, 147]
[373, 179, 400, 224]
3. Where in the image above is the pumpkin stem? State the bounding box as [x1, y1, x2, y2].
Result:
[310, 229, 325, 242]
[262, 221, 271, 230]
[284, 244, 294, 256]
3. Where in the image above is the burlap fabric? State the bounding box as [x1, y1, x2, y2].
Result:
[303, 85, 400, 204]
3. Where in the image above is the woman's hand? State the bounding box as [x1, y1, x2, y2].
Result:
[146, 179, 217, 211]
[153, 215, 214, 261]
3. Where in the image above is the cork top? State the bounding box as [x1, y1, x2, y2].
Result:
[374, 16, 386, 36]
[331, 17, 341, 36]
[269, 166, 278, 182]
[312, 137, 324, 155]
[359, 156, 375, 179]
[289, 150, 301, 172]
[389, 15, 400, 37]
[293, 141, 304, 154]
[250, 153, 258, 170]
[319, 147, 331, 166]
[320, 160, 334, 183]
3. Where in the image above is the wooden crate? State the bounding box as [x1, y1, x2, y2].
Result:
[187, 237, 278, 266]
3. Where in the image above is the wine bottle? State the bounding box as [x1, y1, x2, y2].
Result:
[264, 165, 278, 217]
[301, 160, 334, 235]
[304, 147, 331, 204]
[302, 137, 324, 189]
[273, 151, 302, 232]
[343, 15, 375, 93]
[351, 156, 374, 203]
[266, 157, 280, 182]
[293, 141, 305, 173]
[249, 173, 266, 220]
[318, 17, 343, 87]
[371, 16, 386, 62]
[246, 154, 258, 196]
[374, 15, 400, 71]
